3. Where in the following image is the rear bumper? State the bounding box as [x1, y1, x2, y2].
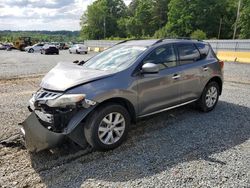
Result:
[20, 112, 64, 152]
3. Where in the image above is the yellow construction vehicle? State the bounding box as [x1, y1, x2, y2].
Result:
[13, 37, 33, 51]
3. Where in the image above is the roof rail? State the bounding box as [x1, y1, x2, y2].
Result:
[161, 37, 204, 42]
[112, 38, 140, 46]
[152, 39, 164, 45]
[177, 37, 204, 42]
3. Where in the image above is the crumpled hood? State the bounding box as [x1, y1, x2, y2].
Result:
[40, 62, 114, 91]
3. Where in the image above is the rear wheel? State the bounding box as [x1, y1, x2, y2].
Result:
[197, 81, 219, 112]
[84, 103, 130, 151]
[29, 48, 34, 53]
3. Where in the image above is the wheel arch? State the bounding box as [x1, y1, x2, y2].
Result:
[206, 76, 223, 95]
[96, 97, 137, 123]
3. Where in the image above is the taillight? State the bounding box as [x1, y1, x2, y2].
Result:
[219, 60, 224, 69]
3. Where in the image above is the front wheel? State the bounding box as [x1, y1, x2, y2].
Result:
[84, 104, 130, 151]
[197, 81, 219, 112]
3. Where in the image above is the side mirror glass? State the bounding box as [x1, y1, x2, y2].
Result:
[141, 63, 159, 74]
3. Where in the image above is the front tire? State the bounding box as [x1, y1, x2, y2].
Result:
[197, 81, 219, 112]
[84, 103, 130, 151]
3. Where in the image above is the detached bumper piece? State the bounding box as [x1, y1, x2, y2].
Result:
[20, 112, 64, 152]
[20, 106, 94, 152]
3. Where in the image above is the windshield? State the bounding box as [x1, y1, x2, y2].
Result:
[83, 45, 147, 71]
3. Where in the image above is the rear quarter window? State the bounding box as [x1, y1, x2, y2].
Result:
[196, 43, 210, 56]
[177, 43, 200, 65]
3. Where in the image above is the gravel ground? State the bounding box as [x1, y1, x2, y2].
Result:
[0, 50, 97, 79]
[0, 51, 250, 187]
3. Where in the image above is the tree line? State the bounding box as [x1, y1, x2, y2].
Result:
[0, 30, 80, 43]
[80, 0, 250, 40]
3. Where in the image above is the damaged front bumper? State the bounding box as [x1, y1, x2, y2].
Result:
[20, 106, 95, 152]
[21, 112, 64, 152]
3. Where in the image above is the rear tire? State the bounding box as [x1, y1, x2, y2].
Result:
[29, 48, 34, 53]
[84, 103, 130, 151]
[197, 81, 219, 112]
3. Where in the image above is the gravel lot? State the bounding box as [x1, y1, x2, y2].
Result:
[0, 50, 249, 187]
[0, 50, 96, 79]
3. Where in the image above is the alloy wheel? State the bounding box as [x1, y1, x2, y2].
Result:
[98, 112, 125, 145]
[205, 86, 218, 108]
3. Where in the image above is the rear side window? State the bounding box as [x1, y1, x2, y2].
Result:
[196, 43, 210, 58]
[177, 44, 200, 65]
[196, 43, 209, 55]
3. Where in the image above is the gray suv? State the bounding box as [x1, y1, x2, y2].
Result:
[21, 39, 224, 152]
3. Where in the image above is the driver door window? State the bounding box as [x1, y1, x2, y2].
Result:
[143, 45, 177, 70]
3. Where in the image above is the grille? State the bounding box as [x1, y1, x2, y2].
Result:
[35, 89, 62, 101]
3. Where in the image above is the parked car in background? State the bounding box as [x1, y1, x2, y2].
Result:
[0, 43, 5, 50]
[40, 45, 59, 55]
[59, 43, 69, 50]
[0, 43, 13, 50]
[21, 39, 223, 152]
[69, 44, 88, 54]
[25, 43, 44, 53]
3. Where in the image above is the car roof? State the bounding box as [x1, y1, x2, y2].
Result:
[119, 39, 207, 48]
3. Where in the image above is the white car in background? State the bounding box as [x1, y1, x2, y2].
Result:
[69, 44, 88, 54]
[25, 43, 44, 53]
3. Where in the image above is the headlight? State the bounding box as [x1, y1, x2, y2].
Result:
[46, 94, 85, 107]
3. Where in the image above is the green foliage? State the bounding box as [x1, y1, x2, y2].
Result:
[81, 0, 127, 39]
[239, 0, 250, 39]
[190, 30, 207, 40]
[165, 0, 237, 39]
[81, 0, 169, 39]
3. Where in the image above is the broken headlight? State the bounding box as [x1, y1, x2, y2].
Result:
[46, 94, 86, 108]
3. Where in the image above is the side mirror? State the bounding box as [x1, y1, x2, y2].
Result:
[73, 60, 85, 65]
[73, 60, 79, 64]
[141, 63, 159, 74]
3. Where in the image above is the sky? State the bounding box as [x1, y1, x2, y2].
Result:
[0, 0, 132, 31]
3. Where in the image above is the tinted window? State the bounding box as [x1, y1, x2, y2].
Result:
[196, 43, 209, 58]
[177, 44, 200, 65]
[143, 45, 177, 70]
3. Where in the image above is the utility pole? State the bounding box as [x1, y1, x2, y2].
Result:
[218, 17, 222, 39]
[233, 0, 242, 39]
[103, 17, 106, 39]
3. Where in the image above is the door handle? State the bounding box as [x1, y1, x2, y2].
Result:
[172, 74, 181, 79]
[203, 66, 208, 71]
